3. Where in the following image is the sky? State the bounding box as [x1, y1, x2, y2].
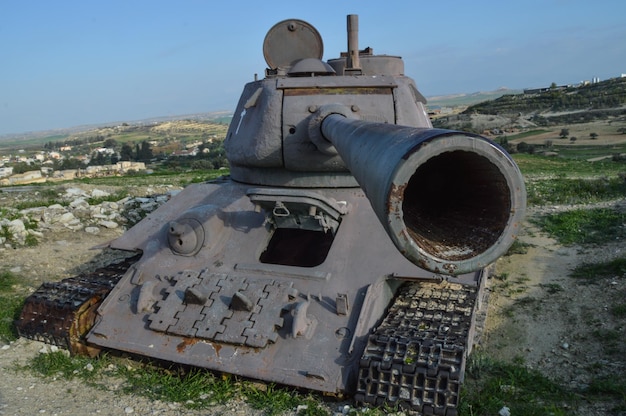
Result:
[1, 0, 625, 135]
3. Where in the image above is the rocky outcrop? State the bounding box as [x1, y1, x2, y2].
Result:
[0, 187, 178, 248]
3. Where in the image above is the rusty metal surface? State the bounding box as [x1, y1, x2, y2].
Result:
[355, 280, 479, 414]
[16, 255, 139, 355]
[148, 271, 292, 348]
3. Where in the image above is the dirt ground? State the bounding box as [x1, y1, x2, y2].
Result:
[1, 186, 625, 415]
[485, 205, 626, 415]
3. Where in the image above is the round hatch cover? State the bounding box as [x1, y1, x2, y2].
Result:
[263, 19, 323, 69]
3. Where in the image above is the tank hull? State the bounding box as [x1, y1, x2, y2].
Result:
[85, 179, 479, 393]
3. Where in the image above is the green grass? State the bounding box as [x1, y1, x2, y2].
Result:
[504, 129, 550, 141]
[118, 364, 237, 409]
[22, 352, 333, 414]
[513, 153, 626, 178]
[244, 383, 329, 416]
[75, 169, 226, 188]
[13, 198, 67, 210]
[570, 257, 626, 281]
[585, 377, 626, 412]
[460, 355, 576, 415]
[505, 240, 533, 256]
[27, 350, 111, 380]
[86, 189, 130, 205]
[611, 303, 626, 318]
[526, 177, 626, 205]
[531, 208, 626, 245]
[0, 271, 26, 341]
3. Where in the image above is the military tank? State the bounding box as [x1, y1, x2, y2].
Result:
[17, 15, 526, 414]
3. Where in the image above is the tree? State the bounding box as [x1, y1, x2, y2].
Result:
[498, 136, 513, 153]
[120, 144, 133, 161]
[559, 128, 569, 139]
[589, 132, 598, 140]
[89, 152, 106, 166]
[103, 138, 118, 148]
[137, 141, 153, 161]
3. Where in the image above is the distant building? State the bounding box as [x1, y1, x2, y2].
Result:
[0, 167, 13, 178]
[523, 84, 568, 94]
[8, 170, 45, 185]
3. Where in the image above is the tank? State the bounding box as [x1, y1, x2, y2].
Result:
[17, 15, 526, 414]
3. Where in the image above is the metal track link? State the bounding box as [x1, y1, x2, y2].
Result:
[15, 254, 140, 355]
[354, 280, 478, 416]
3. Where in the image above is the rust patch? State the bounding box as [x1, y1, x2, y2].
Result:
[176, 337, 199, 353]
[388, 183, 407, 215]
[283, 87, 392, 96]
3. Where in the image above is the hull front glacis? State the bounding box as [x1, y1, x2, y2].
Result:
[87, 179, 461, 393]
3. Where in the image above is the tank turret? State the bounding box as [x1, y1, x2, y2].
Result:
[225, 15, 524, 275]
[17, 15, 526, 414]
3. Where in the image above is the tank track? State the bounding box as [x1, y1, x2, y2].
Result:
[354, 280, 480, 415]
[15, 254, 140, 356]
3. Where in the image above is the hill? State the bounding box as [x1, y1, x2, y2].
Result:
[0, 111, 233, 150]
[432, 77, 626, 146]
[426, 87, 522, 109]
[463, 77, 626, 120]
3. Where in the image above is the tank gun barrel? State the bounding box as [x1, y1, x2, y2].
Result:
[317, 111, 526, 275]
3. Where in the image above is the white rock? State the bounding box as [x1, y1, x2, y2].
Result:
[140, 201, 157, 211]
[66, 224, 84, 232]
[124, 406, 134, 414]
[28, 229, 44, 238]
[101, 201, 119, 211]
[85, 227, 100, 235]
[117, 196, 131, 204]
[98, 220, 118, 229]
[8, 219, 26, 233]
[69, 198, 89, 209]
[91, 189, 110, 198]
[498, 406, 511, 416]
[58, 212, 76, 224]
[65, 188, 86, 197]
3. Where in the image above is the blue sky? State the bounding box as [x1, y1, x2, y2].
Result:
[1, 0, 625, 135]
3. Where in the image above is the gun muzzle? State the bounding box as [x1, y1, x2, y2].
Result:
[315, 112, 526, 275]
